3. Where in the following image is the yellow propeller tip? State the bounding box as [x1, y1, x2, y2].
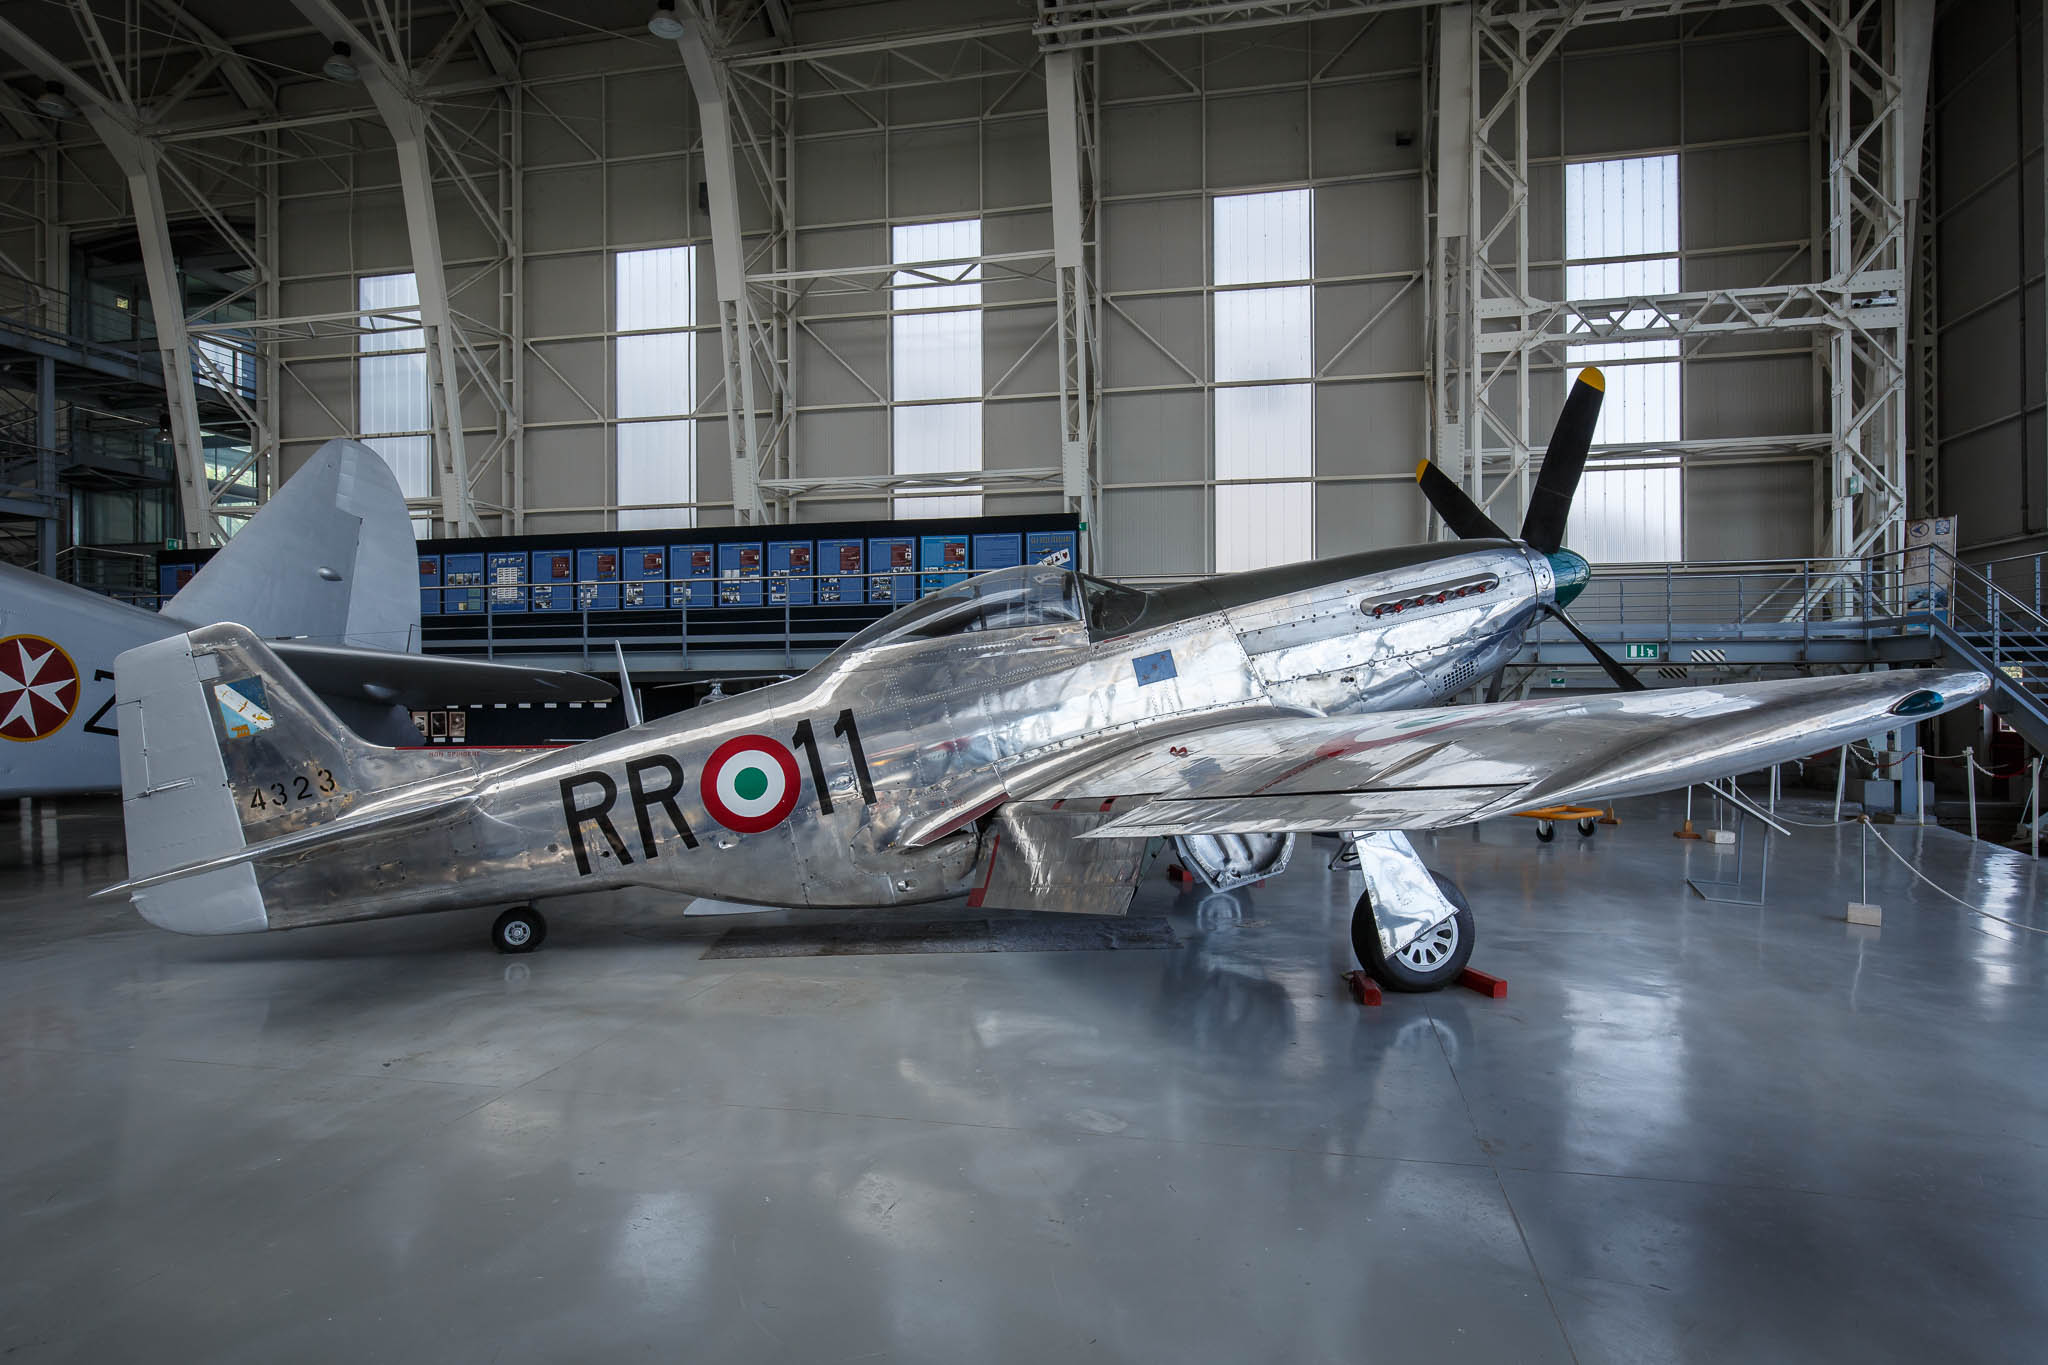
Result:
[1578, 366, 1605, 392]
[1414, 459, 1430, 482]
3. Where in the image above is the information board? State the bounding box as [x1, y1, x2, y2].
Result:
[817, 538, 863, 603]
[1026, 530, 1078, 568]
[531, 549, 575, 612]
[417, 554, 441, 615]
[670, 543, 715, 608]
[487, 551, 529, 612]
[918, 533, 971, 597]
[868, 536, 916, 604]
[717, 541, 763, 607]
[767, 540, 815, 606]
[971, 532, 1022, 573]
[442, 552, 486, 614]
[623, 546, 666, 609]
[575, 548, 620, 612]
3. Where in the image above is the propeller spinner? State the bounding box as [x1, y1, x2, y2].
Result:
[1413, 368, 1643, 691]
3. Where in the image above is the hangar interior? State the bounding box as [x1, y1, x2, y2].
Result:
[2, 0, 2047, 1360]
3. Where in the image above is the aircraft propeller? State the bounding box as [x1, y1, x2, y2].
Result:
[1414, 367, 1647, 693]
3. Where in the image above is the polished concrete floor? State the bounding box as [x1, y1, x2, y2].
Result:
[3, 793, 2045, 1363]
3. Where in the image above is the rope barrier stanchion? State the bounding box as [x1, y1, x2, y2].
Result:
[1966, 750, 1979, 844]
[1675, 784, 1702, 839]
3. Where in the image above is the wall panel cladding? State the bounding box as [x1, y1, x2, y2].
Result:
[1685, 461, 1813, 560]
[1100, 486, 1206, 578]
[1100, 391, 1207, 487]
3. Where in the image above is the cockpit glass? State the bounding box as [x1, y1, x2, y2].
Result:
[1079, 574, 1149, 637]
[838, 564, 1084, 653]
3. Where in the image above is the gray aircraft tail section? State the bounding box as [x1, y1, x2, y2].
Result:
[112, 621, 491, 935]
[166, 439, 421, 652]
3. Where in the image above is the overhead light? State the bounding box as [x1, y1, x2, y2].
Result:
[322, 42, 360, 83]
[648, 2, 687, 40]
[34, 82, 74, 119]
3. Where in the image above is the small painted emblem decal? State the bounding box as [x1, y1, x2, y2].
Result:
[1133, 650, 1177, 686]
[214, 678, 274, 740]
[0, 634, 80, 742]
[701, 733, 801, 832]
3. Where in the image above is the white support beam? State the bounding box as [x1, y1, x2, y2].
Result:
[0, 15, 223, 546]
[675, 17, 771, 524]
[1045, 47, 1097, 559]
[286, 0, 479, 536]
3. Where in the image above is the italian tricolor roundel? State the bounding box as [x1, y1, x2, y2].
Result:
[701, 733, 801, 833]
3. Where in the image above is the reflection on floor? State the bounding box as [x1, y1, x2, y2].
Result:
[3, 792, 2045, 1362]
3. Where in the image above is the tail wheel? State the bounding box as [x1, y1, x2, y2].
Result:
[492, 906, 546, 954]
[1351, 871, 1476, 993]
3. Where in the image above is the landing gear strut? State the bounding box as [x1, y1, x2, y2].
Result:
[492, 906, 547, 953]
[1345, 830, 1477, 992]
[1351, 872, 1475, 992]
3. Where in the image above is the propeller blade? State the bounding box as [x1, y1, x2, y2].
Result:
[1542, 603, 1647, 693]
[1520, 367, 1605, 554]
[1415, 459, 1510, 541]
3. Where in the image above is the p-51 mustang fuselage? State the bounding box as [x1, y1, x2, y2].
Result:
[115, 541, 1549, 934]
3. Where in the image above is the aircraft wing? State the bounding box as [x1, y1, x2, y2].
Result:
[270, 642, 617, 706]
[998, 668, 1987, 839]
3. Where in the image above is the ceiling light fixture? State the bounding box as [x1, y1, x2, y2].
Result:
[34, 82, 74, 119]
[648, 2, 687, 40]
[322, 42, 360, 83]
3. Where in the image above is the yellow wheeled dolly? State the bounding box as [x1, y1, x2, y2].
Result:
[1514, 804, 1615, 842]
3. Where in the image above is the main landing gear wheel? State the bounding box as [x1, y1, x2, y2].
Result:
[492, 906, 547, 954]
[1351, 872, 1475, 992]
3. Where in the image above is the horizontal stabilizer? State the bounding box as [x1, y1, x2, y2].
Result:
[272, 641, 616, 706]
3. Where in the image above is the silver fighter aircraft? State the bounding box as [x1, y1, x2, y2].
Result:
[98, 372, 1988, 990]
[0, 439, 611, 797]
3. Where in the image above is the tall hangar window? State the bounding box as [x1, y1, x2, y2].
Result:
[891, 219, 982, 519]
[1212, 189, 1314, 574]
[614, 246, 697, 530]
[1563, 155, 1682, 562]
[356, 271, 432, 535]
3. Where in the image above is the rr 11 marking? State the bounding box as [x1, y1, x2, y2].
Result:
[558, 709, 878, 877]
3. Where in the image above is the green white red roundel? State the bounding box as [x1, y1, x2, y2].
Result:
[701, 733, 801, 832]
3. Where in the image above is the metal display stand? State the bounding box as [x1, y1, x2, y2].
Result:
[1686, 789, 1771, 906]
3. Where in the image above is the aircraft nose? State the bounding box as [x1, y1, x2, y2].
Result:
[1546, 548, 1591, 608]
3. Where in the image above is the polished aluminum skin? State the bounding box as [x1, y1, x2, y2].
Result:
[105, 543, 1986, 949]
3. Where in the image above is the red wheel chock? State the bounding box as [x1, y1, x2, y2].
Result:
[1342, 970, 1383, 1006]
[1456, 967, 1507, 998]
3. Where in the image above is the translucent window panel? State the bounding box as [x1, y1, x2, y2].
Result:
[617, 420, 695, 531]
[1213, 189, 1313, 286]
[365, 435, 432, 506]
[1564, 156, 1678, 262]
[615, 246, 694, 333]
[891, 220, 982, 403]
[892, 402, 983, 520]
[357, 271, 422, 352]
[359, 352, 429, 434]
[1567, 461, 1683, 563]
[1214, 286, 1313, 382]
[616, 331, 693, 420]
[1565, 343, 1681, 445]
[1214, 383, 1313, 573]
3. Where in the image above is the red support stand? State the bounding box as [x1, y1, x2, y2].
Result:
[1342, 970, 1383, 1007]
[1456, 967, 1507, 998]
[1167, 864, 1197, 885]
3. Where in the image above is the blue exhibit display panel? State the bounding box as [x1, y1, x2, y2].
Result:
[487, 551, 529, 612]
[817, 538, 862, 603]
[1027, 529, 1078, 568]
[623, 546, 666, 609]
[417, 555, 441, 614]
[442, 552, 486, 614]
[575, 548, 620, 611]
[767, 540, 814, 606]
[531, 549, 575, 612]
[158, 562, 197, 600]
[717, 541, 764, 607]
[867, 535, 916, 604]
[918, 533, 970, 597]
[670, 543, 715, 608]
[971, 532, 1022, 573]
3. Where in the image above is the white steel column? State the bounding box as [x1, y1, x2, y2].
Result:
[287, 0, 479, 536]
[675, 18, 771, 525]
[0, 16, 223, 546]
[1430, 3, 1475, 530]
[1045, 47, 1099, 562]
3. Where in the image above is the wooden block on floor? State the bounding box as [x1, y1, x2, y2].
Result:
[1703, 829, 1736, 845]
[1342, 970, 1382, 1007]
[1846, 902, 1883, 927]
[1456, 967, 1507, 998]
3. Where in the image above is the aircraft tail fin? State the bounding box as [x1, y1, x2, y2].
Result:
[112, 621, 473, 934]
[166, 439, 421, 653]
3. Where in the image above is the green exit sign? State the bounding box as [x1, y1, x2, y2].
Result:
[1624, 643, 1660, 661]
